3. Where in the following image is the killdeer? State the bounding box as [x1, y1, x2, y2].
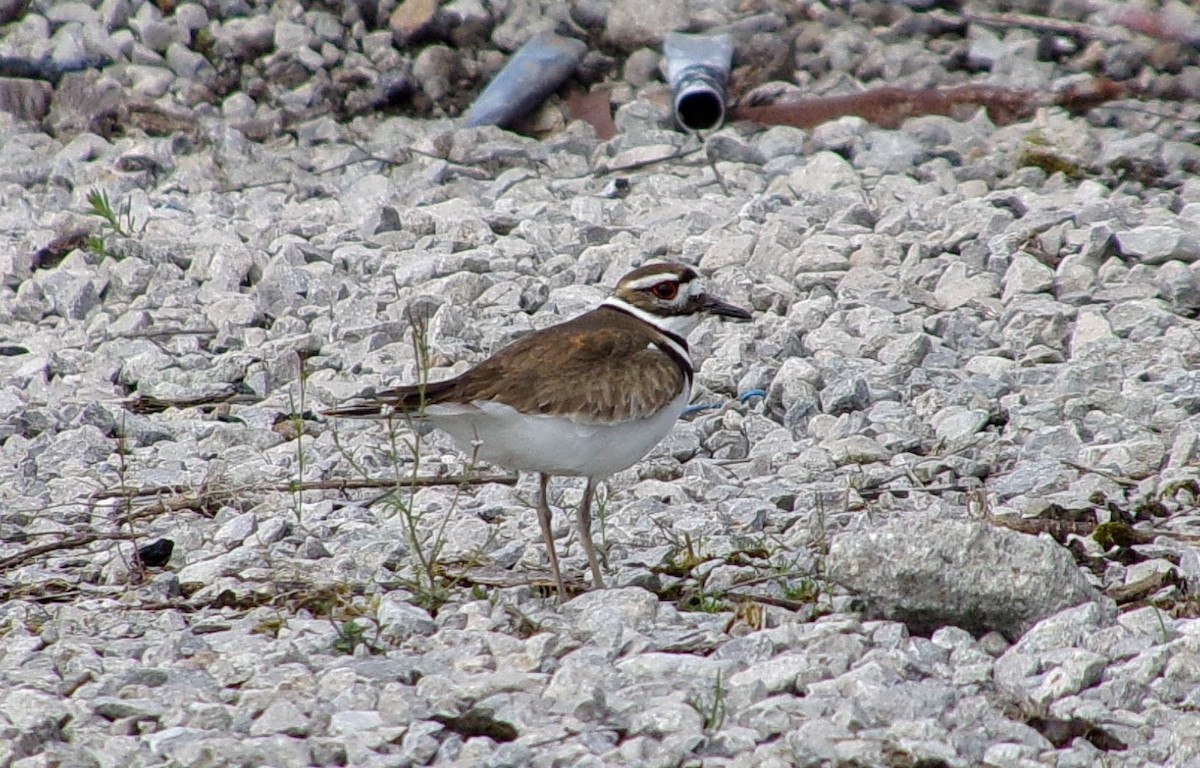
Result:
[325, 263, 751, 601]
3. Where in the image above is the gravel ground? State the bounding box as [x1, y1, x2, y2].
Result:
[3, 0, 1200, 766]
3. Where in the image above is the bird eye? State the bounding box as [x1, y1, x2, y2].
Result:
[651, 281, 678, 300]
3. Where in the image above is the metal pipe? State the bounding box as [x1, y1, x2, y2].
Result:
[462, 31, 587, 129]
[664, 32, 733, 132]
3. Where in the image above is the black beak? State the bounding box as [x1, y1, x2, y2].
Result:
[702, 295, 752, 320]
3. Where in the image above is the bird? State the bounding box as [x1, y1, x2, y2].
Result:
[324, 262, 752, 601]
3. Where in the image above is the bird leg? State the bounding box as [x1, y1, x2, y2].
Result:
[576, 477, 605, 589]
[536, 473, 567, 602]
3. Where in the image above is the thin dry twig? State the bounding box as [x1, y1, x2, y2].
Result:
[956, 7, 1200, 49]
[955, 9, 1126, 43]
[728, 593, 815, 613]
[986, 515, 1102, 543]
[91, 474, 517, 527]
[732, 78, 1126, 131]
[3, 472, 517, 577]
[0, 532, 138, 572]
[591, 145, 706, 177]
[91, 474, 517, 502]
[220, 139, 444, 193]
[456, 565, 571, 593]
[1060, 460, 1141, 487]
[121, 391, 261, 414]
[1106, 568, 1181, 605]
[110, 327, 217, 339]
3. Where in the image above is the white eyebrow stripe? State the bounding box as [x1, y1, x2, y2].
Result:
[623, 274, 687, 292]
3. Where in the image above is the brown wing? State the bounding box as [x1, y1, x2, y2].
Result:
[443, 308, 688, 424]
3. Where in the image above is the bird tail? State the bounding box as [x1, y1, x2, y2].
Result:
[323, 379, 458, 419]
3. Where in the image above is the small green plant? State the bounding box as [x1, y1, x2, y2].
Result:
[192, 27, 217, 60]
[252, 616, 286, 638]
[1017, 139, 1087, 180]
[377, 307, 474, 612]
[782, 577, 822, 603]
[687, 672, 727, 733]
[111, 421, 149, 586]
[388, 310, 446, 607]
[325, 305, 494, 610]
[1152, 605, 1171, 644]
[660, 532, 711, 577]
[684, 591, 730, 614]
[592, 483, 611, 573]
[333, 618, 380, 655]
[85, 188, 141, 257]
[287, 352, 313, 527]
[86, 188, 137, 237]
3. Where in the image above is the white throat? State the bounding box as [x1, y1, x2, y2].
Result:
[601, 297, 702, 339]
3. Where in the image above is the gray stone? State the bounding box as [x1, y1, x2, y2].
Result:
[216, 15, 276, 59]
[99, 0, 130, 28]
[876, 333, 931, 366]
[930, 406, 989, 445]
[92, 696, 166, 720]
[249, 698, 309, 737]
[706, 135, 766, 166]
[0, 688, 75, 731]
[603, 0, 686, 49]
[377, 598, 436, 640]
[990, 460, 1071, 498]
[166, 41, 209, 79]
[935, 263, 1000, 309]
[854, 130, 923, 173]
[46, 1, 101, 24]
[1154, 261, 1200, 313]
[126, 64, 174, 98]
[330, 709, 383, 734]
[214, 513, 258, 548]
[397, 720, 443, 764]
[810, 118, 866, 157]
[776, 150, 863, 194]
[1116, 225, 1200, 264]
[817, 374, 870, 417]
[825, 435, 891, 465]
[131, 16, 184, 51]
[827, 515, 1104, 639]
[274, 19, 311, 51]
[252, 260, 309, 316]
[1002, 252, 1055, 300]
[412, 44, 464, 103]
[1068, 308, 1119, 360]
[35, 268, 102, 320]
[622, 48, 660, 87]
[174, 3, 209, 30]
[1027, 648, 1109, 706]
[628, 698, 702, 737]
[564, 586, 659, 634]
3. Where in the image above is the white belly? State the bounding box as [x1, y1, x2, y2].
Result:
[424, 390, 689, 478]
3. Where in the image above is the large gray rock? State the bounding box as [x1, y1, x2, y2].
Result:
[826, 515, 1106, 640]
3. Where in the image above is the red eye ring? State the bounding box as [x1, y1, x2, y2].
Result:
[651, 281, 678, 300]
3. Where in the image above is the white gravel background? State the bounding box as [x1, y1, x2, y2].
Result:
[2, 0, 1200, 766]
